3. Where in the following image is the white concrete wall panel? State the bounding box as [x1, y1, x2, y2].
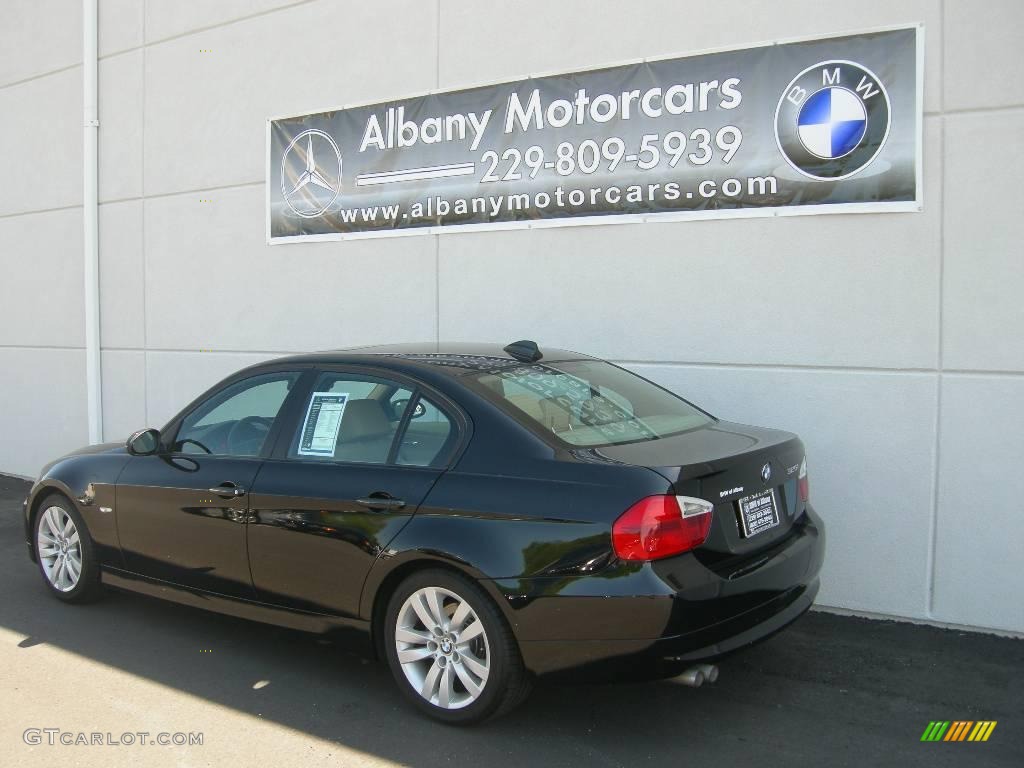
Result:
[943, 0, 1024, 111]
[99, 0, 145, 58]
[0, 348, 87, 478]
[144, 0, 308, 43]
[98, 200, 145, 349]
[98, 50, 144, 202]
[942, 111, 1024, 373]
[0, 208, 84, 348]
[143, 1, 438, 196]
[142, 185, 438, 352]
[932, 375, 1024, 633]
[438, 148, 940, 369]
[100, 349, 146, 440]
[439, 116, 939, 370]
[0, 69, 82, 217]
[438, 0, 942, 113]
[626, 363, 939, 619]
[0, 1, 81, 87]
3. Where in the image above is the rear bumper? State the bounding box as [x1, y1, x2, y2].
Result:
[494, 505, 825, 677]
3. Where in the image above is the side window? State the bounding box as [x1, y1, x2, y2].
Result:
[396, 396, 454, 468]
[174, 372, 300, 457]
[289, 372, 412, 465]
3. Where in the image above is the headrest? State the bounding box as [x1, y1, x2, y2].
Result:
[337, 399, 389, 442]
[538, 397, 571, 433]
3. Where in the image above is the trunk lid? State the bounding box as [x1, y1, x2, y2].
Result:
[595, 420, 806, 557]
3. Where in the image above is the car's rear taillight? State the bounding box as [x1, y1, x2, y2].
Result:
[798, 456, 809, 502]
[612, 495, 713, 561]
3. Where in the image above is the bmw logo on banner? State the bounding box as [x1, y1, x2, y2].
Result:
[775, 61, 891, 180]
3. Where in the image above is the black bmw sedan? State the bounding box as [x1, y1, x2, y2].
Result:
[24, 341, 824, 724]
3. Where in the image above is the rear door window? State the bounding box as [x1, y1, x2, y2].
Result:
[287, 372, 412, 465]
[395, 396, 454, 468]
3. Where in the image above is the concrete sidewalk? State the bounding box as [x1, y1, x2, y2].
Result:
[1, 473, 1020, 767]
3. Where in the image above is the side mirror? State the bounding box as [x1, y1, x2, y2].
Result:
[127, 428, 161, 456]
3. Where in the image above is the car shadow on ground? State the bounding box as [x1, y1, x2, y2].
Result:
[1, 474, 1021, 767]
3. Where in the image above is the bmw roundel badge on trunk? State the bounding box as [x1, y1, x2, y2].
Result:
[775, 60, 891, 180]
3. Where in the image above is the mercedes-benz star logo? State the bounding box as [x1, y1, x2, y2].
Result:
[280, 129, 343, 218]
[761, 463, 772, 483]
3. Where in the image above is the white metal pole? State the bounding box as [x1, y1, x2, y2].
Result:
[83, 0, 103, 443]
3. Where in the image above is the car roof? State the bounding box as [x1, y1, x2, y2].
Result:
[263, 342, 596, 377]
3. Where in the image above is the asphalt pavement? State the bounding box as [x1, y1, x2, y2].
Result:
[1, 472, 1020, 767]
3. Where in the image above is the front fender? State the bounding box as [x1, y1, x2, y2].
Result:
[25, 451, 130, 567]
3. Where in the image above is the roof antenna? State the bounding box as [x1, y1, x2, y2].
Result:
[504, 339, 543, 363]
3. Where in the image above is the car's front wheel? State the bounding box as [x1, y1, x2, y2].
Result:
[383, 569, 532, 724]
[33, 494, 102, 603]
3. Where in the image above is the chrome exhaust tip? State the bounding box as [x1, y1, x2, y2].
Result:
[697, 663, 719, 683]
[676, 667, 706, 688]
[673, 663, 719, 687]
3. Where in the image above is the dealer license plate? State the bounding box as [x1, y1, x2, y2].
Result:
[737, 488, 780, 538]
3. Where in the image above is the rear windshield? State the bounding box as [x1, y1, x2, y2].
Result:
[468, 360, 712, 447]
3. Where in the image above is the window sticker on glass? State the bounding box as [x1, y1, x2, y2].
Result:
[297, 392, 349, 456]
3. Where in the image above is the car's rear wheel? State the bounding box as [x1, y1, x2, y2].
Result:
[383, 569, 532, 724]
[34, 494, 102, 603]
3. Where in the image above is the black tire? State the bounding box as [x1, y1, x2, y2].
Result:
[33, 493, 103, 604]
[383, 568, 532, 725]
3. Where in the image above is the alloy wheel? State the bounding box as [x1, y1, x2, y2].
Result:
[37, 506, 82, 593]
[395, 586, 491, 709]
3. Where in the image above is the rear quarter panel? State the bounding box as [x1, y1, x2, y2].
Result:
[358, 459, 668, 618]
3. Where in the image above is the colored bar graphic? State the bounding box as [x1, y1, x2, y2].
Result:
[921, 721, 950, 741]
[944, 721, 972, 741]
[969, 722, 997, 742]
[921, 720, 996, 742]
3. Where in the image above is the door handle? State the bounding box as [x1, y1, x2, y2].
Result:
[208, 484, 246, 498]
[356, 494, 406, 511]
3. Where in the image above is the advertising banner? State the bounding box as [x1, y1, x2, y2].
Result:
[267, 26, 922, 243]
